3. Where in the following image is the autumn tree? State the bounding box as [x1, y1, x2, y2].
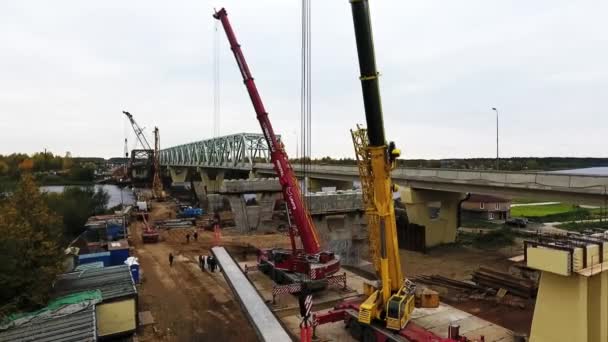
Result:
[0, 174, 64, 318]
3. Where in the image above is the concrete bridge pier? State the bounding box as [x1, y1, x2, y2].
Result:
[168, 167, 189, 184]
[400, 187, 466, 248]
[199, 169, 225, 194]
[220, 178, 283, 233]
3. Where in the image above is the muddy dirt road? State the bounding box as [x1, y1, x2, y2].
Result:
[133, 201, 258, 342]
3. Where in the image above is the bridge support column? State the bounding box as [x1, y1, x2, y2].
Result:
[199, 169, 225, 194]
[401, 187, 466, 248]
[307, 177, 354, 193]
[189, 181, 207, 206]
[168, 167, 189, 184]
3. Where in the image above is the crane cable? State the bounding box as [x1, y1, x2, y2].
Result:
[300, 0, 311, 202]
[213, 19, 221, 138]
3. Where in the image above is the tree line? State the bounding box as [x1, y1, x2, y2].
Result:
[0, 151, 99, 187]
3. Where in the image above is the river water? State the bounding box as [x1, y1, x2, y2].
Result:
[40, 185, 136, 209]
[550, 167, 608, 176]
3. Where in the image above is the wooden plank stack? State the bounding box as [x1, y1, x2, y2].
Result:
[411, 275, 486, 292]
[472, 267, 537, 298]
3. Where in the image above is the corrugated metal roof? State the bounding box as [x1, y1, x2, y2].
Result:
[0, 306, 96, 342]
[53, 265, 137, 301]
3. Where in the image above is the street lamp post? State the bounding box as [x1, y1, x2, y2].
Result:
[491, 107, 499, 170]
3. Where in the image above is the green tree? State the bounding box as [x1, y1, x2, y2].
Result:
[0, 160, 8, 176]
[0, 174, 64, 318]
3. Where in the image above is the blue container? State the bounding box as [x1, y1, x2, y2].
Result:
[109, 248, 129, 266]
[130, 264, 140, 283]
[182, 207, 203, 218]
[106, 223, 125, 240]
[78, 251, 111, 266]
[108, 240, 130, 266]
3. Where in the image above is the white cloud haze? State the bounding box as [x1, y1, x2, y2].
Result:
[1, 1, 607, 159]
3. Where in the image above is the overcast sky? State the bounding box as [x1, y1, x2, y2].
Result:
[1, 1, 607, 159]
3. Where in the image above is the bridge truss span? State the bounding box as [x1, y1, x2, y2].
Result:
[160, 133, 279, 170]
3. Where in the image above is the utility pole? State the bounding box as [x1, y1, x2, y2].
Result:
[492, 107, 499, 170]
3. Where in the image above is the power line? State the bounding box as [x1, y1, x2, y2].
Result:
[213, 20, 221, 138]
[301, 0, 312, 199]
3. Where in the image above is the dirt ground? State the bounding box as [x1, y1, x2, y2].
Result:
[133, 200, 261, 342]
[133, 199, 533, 340]
[400, 242, 534, 335]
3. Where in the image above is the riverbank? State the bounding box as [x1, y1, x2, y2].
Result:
[0, 176, 95, 189]
[41, 184, 136, 209]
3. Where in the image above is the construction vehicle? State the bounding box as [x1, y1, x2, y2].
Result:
[213, 8, 340, 287]
[123, 111, 154, 185]
[314, 2, 479, 341]
[349, 0, 415, 332]
[141, 213, 159, 243]
[152, 127, 165, 200]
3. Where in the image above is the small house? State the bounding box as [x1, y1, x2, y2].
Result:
[461, 194, 511, 220]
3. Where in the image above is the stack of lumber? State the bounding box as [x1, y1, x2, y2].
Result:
[472, 267, 537, 298]
[155, 218, 195, 229]
[411, 275, 486, 292]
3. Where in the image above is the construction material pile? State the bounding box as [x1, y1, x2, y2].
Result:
[413, 266, 538, 299]
[154, 218, 194, 229]
[472, 267, 537, 299]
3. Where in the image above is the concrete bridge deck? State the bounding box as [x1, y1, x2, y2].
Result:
[253, 163, 608, 204]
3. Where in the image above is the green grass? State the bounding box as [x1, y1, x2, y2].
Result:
[510, 203, 578, 217]
[556, 221, 608, 232]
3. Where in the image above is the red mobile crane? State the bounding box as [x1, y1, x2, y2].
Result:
[213, 8, 340, 285]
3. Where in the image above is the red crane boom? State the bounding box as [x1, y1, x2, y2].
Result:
[214, 8, 320, 254]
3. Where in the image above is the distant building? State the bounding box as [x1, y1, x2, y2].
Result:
[461, 194, 511, 220]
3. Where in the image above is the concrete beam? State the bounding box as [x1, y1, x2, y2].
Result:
[211, 247, 292, 342]
[219, 178, 281, 194]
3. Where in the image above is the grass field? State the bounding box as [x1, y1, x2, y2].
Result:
[510, 203, 578, 217]
[556, 221, 608, 232]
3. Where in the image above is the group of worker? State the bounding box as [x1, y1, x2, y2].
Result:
[168, 252, 219, 272]
[198, 254, 218, 272]
[185, 230, 198, 244]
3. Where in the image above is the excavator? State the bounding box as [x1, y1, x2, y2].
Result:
[213, 8, 340, 287]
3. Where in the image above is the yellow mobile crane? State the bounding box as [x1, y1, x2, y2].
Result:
[317, 2, 483, 341]
[349, 0, 416, 332]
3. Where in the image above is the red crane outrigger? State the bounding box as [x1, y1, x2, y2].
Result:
[214, 8, 340, 286]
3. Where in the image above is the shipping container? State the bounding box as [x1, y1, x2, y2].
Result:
[108, 240, 130, 266]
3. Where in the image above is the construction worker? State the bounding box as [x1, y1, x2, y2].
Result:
[209, 255, 216, 273]
[193, 231, 198, 242]
[186, 233, 190, 244]
[169, 253, 174, 267]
